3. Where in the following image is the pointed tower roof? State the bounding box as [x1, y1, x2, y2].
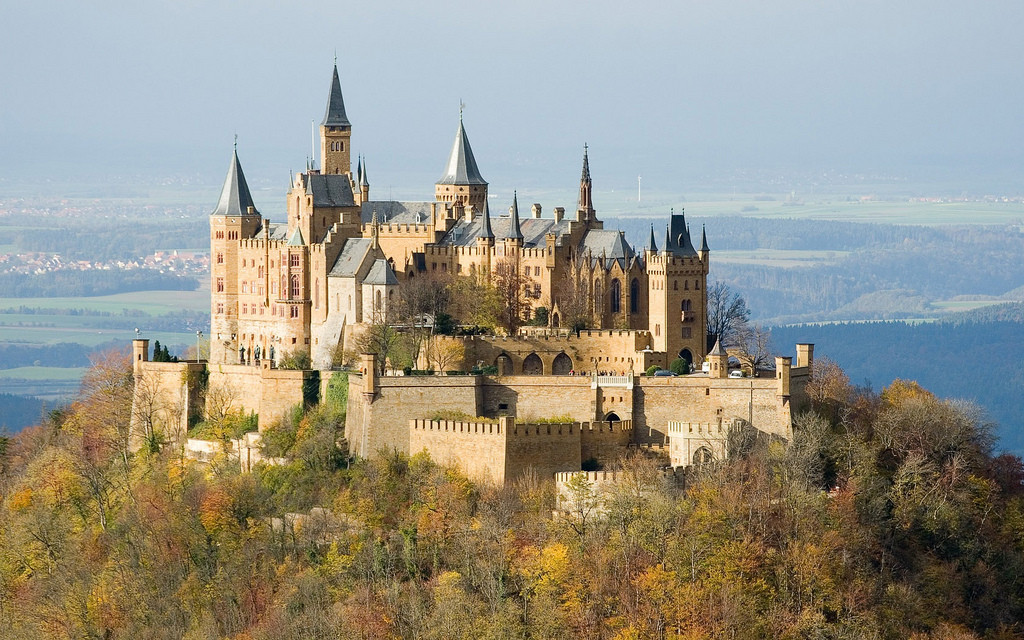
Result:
[700, 224, 709, 253]
[663, 224, 672, 253]
[437, 116, 487, 185]
[356, 155, 363, 185]
[505, 191, 523, 240]
[360, 157, 369, 187]
[212, 146, 258, 216]
[288, 227, 305, 246]
[709, 338, 725, 356]
[647, 223, 658, 252]
[479, 199, 493, 239]
[581, 143, 591, 182]
[321, 64, 351, 127]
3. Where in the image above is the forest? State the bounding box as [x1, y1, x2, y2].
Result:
[0, 271, 199, 298]
[770, 303, 1024, 452]
[1, 351, 1023, 638]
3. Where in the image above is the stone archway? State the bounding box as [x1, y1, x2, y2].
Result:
[678, 348, 693, 366]
[495, 353, 513, 376]
[693, 446, 713, 466]
[522, 353, 543, 375]
[605, 411, 621, 422]
[552, 352, 573, 375]
[551, 312, 560, 328]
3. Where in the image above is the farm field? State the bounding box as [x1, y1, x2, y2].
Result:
[0, 284, 210, 316]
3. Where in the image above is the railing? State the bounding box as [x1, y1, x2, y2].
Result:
[591, 372, 634, 389]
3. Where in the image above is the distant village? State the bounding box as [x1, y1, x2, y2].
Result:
[0, 250, 209, 278]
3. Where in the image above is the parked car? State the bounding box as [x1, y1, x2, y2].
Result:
[728, 370, 745, 378]
[653, 369, 678, 377]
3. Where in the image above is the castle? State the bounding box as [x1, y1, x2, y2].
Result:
[132, 63, 814, 485]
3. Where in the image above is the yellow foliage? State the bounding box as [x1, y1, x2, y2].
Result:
[7, 487, 33, 511]
[882, 379, 935, 406]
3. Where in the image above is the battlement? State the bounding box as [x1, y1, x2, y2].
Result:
[412, 417, 505, 435]
[667, 420, 725, 436]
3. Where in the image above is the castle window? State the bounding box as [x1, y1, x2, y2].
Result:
[216, 277, 224, 293]
[258, 285, 264, 296]
[630, 279, 639, 313]
[258, 266, 263, 278]
[524, 266, 530, 277]
[241, 281, 248, 294]
[533, 283, 541, 298]
[290, 254, 300, 267]
[684, 280, 689, 290]
[290, 275, 300, 298]
[681, 327, 692, 339]
[655, 324, 660, 336]
[216, 253, 223, 264]
[535, 266, 541, 276]
[216, 303, 224, 314]
[610, 279, 621, 313]
[375, 290, 382, 311]
[673, 280, 678, 290]
[695, 280, 700, 290]
[290, 306, 299, 318]
[259, 306, 264, 315]
[681, 299, 692, 312]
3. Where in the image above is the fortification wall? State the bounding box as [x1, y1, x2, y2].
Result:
[409, 418, 508, 485]
[347, 373, 483, 457]
[635, 376, 790, 443]
[504, 421, 582, 482]
[206, 363, 316, 429]
[133, 360, 206, 444]
[481, 376, 596, 421]
[579, 419, 633, 465]
[436, 331, 657, 376]
[666, 421, 730, 467]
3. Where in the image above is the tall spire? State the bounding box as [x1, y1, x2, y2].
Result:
[211, 146, 257, 216]
[577, 143, 594, 216]
[663, 224, 672, 254]
[647, 223, 658, 253]
[321, 63, 351, 127]
[505, 191, 523, 240]
[370, 209, 380, 250]
[360, 156, 369, 187]
[479, 198, 493, 239]
[700, 224, 709, 253]
[437, 116, 487, 185]
[356, 155, 363, 185]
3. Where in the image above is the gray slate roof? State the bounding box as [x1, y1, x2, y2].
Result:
[438, 215, 573, 249]
[288, 228, 305, 246]
[328, 238, 373, 277]
[364, 258, 399, 285]
[579, 229, 635, 269]
[306, 174, 355, 207]
[437, 120, 487, 185]
[211, 150, 258, 216]
[361, 201, 434, 224]
[259, 222, 290, 241]
[667, 212, 698, 257]
[321, 65, 351, 127]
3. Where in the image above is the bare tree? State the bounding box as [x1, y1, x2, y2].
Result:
[552, 252, 592, 332]
[426, 336, 466, 372]
[734, 323, 776, 373]
[494, 255, 533, 336]
[706, 281, 750, 346]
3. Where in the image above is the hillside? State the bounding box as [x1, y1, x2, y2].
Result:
[1, 354, 1023, 638]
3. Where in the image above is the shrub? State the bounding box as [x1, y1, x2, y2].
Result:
[669, 358, 690, 375]
[278, 349, 312, 370]
[645, 365, 660, 376]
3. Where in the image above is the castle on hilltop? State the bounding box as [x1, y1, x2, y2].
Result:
[132, 63, 814, 485]
[209, 63, 710, 373]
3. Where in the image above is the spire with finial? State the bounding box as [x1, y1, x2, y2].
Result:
[479, 198, 493, 240]
[322, 61, 351, 127]
[360, 156, 369, 187]
[505, 191, 523, 240]
[356, 155, 363, 185]
[438, 110, 486, 186]
[647, 223, 658, 253]
[577, 143, 594, 217]
[700, 224, 709, 253]
[370, 209, 380, 250]
[212, 141, 258, 216]
[663, 224, 672, 254]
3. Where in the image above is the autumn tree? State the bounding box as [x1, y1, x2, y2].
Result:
[553, 252, 592, 332]
[494, 254, 533, 336]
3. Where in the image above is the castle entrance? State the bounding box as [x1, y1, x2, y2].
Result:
[678, 348, 693, 366]
[604, 412, 621, 422]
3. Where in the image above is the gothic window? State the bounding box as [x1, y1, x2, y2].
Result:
[681, 299, 692, 312]
[216, 253, 223, 264]
[257, 266, 263, 278]
[216, 277, 224, 293]
[290, 275, 300, 298]
[290, 306, 299, 318]
[673, 280, 678, 290]
[375, 290, 382, 310]
[630, 279, 639, 313]
[695, 280, 700, 290]
[684, 280, 689, 290]
[610, 279, 621, 313]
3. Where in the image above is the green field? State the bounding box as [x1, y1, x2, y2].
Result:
[0, 284, 210, 315]
[0, 366, 89, 381]
[714, 249, 852, 268]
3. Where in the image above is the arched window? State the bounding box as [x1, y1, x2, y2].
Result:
[630, 279, 639, 313]
[290, 275, 300, 298]
[673, 280, 678, 290]
[594, 280, 602, 309]
[375, 290, 382, 310]
[681, 299, 692, 312]
[610, 279, 621, 313]
[695, 279, 700, 290]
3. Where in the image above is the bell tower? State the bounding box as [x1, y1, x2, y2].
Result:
[320, 62, 352, 175]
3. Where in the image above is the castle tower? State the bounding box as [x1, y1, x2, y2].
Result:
[708, 338, 728, 378]
[647, 211, 709, 367]
[320, 63, 352, 176]
[503, 191, 524, 249]
[210, 145, 262, 364]
[435, 112, 488, 211]
[359, 156, 370, 202]
[577, 144, 596, 221]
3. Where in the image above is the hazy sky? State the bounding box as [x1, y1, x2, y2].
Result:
[2, 1, 1022, 202]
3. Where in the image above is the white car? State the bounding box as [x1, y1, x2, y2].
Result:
[728, 370, 745, 378]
